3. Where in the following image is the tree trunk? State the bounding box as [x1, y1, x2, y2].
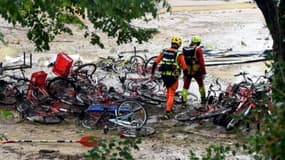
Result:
[255, 0, 285, 104]
[255, 0, 285, 61]
[279, 0, 285, 61]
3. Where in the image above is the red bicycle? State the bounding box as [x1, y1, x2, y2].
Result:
[174, 78, 232, 122]
[224, 71, 272, 131]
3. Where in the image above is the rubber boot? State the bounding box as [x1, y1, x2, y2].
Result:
[199, 86, 206, 105]
[161, 110, 173, 120]
[181, 88, 188, 109]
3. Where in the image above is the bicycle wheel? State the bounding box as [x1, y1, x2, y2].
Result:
[141, 89, 166, 103]
[112, 61, 122, 73]
[138, 96, 161, 105]
[26, 115, 63, 124]
[47, 77, 83, 106]
[81, 112, 116, 130]
[144, 56, 157, 73]
[0, 81, 19, 105]
[174, 109, 201, 121]
[16, 99, 64, 124]
[127, 79, 160, 93]
[174, 91, 199, 104]
[129, 55, 145, 65]
[213, 113, 231, 127]
[118, 126, 156, 138]
[225, 105, 251, 131]
[73, 63, 97, 82]
[128, 55, 145, 74]
[116, 101, 147, 129]
[96, 57, 114, 72]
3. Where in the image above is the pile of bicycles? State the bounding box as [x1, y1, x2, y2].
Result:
[0, 52, 155, 137]
[175, 70, 273, 133]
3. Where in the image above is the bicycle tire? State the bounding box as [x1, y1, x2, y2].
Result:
[46, 77, 83, 106]
[195, 107, 233, 120]
[138, 96, 161, 105]
[76, 82, 108, 105]
[16, 99, 63, 124]
[112, 61, 124, 73]
[213, 113, 231, 127]
[118, 126, 156, 138]
[174, 109, 201, 121]
[129, 55, 145, 65]
[96, 58, 114, 71]
[174, 91, 199, 104]
[27, 115, 64, 124]
[116, 101, 147, 129]
[128, 55, 145, 74]
[81, 112, 116, 130]
[73, 63, 97, 82]
[144, 56, 158, 73]
[127, 79, 160, 93]
[225, 104, 251, 131]
[0, 82, 19, 105]
[141, 90, 166, 103]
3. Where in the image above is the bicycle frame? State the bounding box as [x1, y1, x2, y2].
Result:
[82, 100, 147, 130]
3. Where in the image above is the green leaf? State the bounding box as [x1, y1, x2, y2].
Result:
[0, 110, 14, 118]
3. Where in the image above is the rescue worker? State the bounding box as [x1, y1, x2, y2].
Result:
[151, 36, 187, 119]
[182, 36, 206, 108]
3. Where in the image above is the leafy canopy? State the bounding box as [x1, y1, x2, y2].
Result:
[0, 0, 170, 51]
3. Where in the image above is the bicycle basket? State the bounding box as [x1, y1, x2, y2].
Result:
[30, 71, 48, 89]
[52, 52, 73, 77]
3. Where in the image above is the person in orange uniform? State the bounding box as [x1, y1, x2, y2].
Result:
[182, 36, 206, 108]
[151, 36, 187, 119]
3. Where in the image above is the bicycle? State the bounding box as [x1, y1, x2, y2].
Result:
[76, 72, 162, 107]
[224, 71, 273, 132]
[174, 78, 233, 122]
[113, 47, 151, 74]
[47, 52, 97, 106]
[115, 73, 162, 105]
[80, 100, 148, 131]
[0, 52, 31, 105]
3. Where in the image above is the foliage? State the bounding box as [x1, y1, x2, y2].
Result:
[189, 59, 285, 159]
[272, 61, 285, 103]
[187, 0, 285, 158]
[0, 110, 13, 118]
[84, 137, 141, 160]
[0, 133, 7, 140]
[0, 32, 7, 45]
[0, 0, 170, 51]
[190, 144, 235, 160]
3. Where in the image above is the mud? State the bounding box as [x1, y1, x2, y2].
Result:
[0, 0, 271, 159]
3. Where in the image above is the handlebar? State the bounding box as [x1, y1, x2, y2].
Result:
[119, 49, 149, 54]
[233, 71, 248, 77]
[209, 78, 222, 92]
[0, 52, 32, 75]
[232, 70, 272, 92]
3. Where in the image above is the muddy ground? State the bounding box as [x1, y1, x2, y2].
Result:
[0, 0, 271, 159]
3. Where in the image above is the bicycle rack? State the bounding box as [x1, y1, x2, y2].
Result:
[0, 52, 32, 75]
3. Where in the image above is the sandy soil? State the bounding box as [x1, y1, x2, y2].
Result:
[0, 0, 271, 159]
